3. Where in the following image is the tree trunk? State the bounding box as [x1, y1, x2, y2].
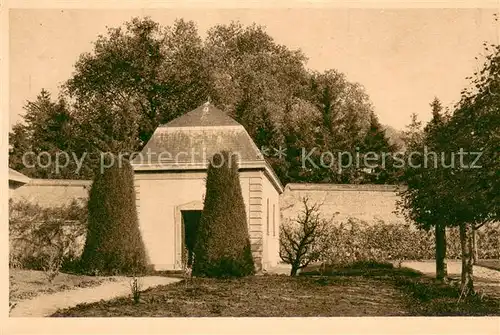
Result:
[459, 222, 474, 294]
[435, 223, 448, 281]
[472, 228, 478, 265]
[290, 263, 299, 276]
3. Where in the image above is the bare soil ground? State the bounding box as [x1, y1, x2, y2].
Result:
[52, 275, 412, 317]
[51, 264, 500, 317]
[402, 260, 500, 299]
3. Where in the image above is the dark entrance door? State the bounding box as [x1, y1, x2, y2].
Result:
[181, 210, 202, 267]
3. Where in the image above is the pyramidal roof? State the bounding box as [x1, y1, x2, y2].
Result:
[131, 102, 264, 168]
[162, 102, 240, 128]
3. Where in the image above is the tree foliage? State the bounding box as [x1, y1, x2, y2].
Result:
[66, 18, 209, 148]
[444, 42, 500, 292]
[398, 98, 452, 280]
[192, 151, 255, 277]
[399, 38, 500, 292]
[9, 17, 397, 184]
[398, 98, 451, 231]
[8, 90, 86, 178]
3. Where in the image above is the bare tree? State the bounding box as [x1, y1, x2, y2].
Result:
[280, 197, 332, 276]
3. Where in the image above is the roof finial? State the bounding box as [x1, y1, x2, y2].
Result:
[203, 96, 210, 113]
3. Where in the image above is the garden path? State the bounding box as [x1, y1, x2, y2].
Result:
[10, 276, 180, 317]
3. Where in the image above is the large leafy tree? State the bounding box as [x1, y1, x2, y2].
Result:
[424, 97, 450, 281]
[10, 17, 398, 184]
[308, 70, 372, 148]
[204, 22, 309, 135]
[305, 70, 392, 184]
[66, 18, 209, 149]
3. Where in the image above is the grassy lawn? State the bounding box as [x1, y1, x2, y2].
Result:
[52, 263, 500, 317]
[9, 269, 114, 304]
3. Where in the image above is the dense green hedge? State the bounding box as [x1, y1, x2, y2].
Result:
[193, 151, 255, 277]
[320, 218, 500, 265]
[80, 158, 148, 275]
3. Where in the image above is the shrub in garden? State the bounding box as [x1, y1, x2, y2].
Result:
[474, 223, 500, 259]
[80, 157, 148, 275]
[192, 151, 255, 277]
[9, 199, 87, 277]
[320, 218, 499, 266]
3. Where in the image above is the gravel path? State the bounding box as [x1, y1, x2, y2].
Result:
[401, 260, 500, 280]
[266, 263, 292, 275]
[10, 276, 180, 317]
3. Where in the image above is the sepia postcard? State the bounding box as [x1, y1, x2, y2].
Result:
[2, 1, 499, 334]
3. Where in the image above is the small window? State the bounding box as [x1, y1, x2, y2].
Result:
[266, 198, 270, 235]
[273, 204, 276, 237]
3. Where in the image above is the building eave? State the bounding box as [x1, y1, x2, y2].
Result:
[132, 159, 284, 194]
[8, 168, 31, 185]
[261, 161, 284, 194]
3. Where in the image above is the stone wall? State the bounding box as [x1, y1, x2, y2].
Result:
[10, 180, 409, 227]
[9, 179, 91, 207]
[281, 183, 407, 225]
[10, 180, 408, 226]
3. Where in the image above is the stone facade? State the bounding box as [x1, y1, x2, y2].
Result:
[130, 102, 283, 272]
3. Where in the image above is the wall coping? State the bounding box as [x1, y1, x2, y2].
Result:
[27, 179, 92, 187]
[24, 179, 407, 193]
[284, 183, 407, 193]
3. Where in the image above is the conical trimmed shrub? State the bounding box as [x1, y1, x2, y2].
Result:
[80, 156, 148, 275]
[193, 151, 255, 277]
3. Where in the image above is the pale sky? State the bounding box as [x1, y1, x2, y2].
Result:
[9, 8, 499, 131]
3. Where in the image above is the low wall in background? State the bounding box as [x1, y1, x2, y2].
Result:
[10, 179, 407, 225]
[10, 179, 91, 207]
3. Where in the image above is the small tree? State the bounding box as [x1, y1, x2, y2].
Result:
[398, 98, 451, 282]
[80, 156, 148, 275]
[280, 197, 332, 276]
[192, 151, 255, 277]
